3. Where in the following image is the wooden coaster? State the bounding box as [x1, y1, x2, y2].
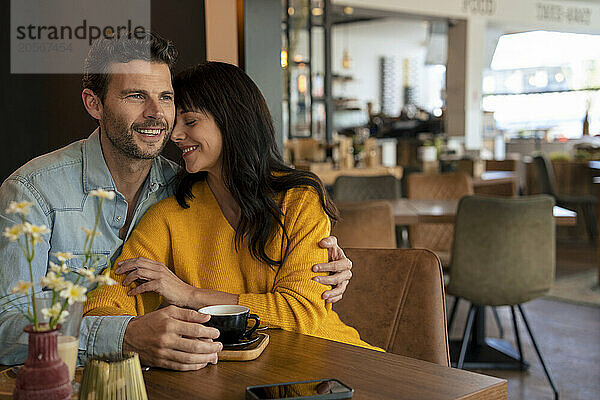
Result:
[0, 366, 83, 399]
[218, 332, 269, 361]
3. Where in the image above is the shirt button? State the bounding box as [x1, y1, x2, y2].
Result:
[116, 216, 122, 221]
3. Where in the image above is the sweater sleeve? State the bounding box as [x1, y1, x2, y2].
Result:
[84, 201, 173, 317]
[238, 188, 332, 335]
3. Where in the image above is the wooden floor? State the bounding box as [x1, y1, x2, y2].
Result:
[447, 240, 600, 400]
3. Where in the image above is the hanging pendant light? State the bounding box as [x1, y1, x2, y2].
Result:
[342, 24, 352, 69]
[281, 49, 288, 69]
[342, 49, 352, 69]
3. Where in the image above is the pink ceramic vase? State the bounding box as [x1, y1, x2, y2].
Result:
[13, 324, 72, 400]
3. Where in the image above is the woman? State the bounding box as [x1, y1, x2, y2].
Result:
[84, 62, 377, 351]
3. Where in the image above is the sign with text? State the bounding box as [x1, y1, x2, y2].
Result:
[536, 2, 592, 26]
[462, 0, 497, 17]
[11, 0, 151, 73]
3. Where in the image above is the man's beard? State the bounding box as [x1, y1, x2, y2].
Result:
[102, 107, 171, 160]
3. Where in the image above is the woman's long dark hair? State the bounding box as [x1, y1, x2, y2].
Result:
[173, 62, 338, 268]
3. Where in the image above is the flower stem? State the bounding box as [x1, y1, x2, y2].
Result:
[28, 258, 38, 330]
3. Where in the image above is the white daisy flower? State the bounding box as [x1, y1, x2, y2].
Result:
[41, 271, 58, 288]
[22, 223, 50, 244]
[77, 267, 96, 281]
[2, 224, 23, 242]
[5, 201, 34, 216]
[41, 303, 70, 323]
[53, 252, 75, 262]
[40, 272, 70, 291]
[59, 284, 87, 305]
[10, 280, 33, 295]
[95, 274, 118, 287]
[49, 261, 69, 275]
[57, 309, 69, 324]
[89, 189, 116, 200]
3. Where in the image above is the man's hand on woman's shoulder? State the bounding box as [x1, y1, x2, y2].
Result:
[313, 236, 353, 303]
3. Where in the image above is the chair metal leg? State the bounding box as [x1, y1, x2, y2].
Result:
[510, 306, 525, 370]
[492, 306, 504, 338]
[583, 204, 598, 242]
[517, 305, 559, 400]
[447, 297, 461, 334]
[457, 304, 476, 369]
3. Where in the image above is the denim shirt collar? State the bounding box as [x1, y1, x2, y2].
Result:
[82, 128, 170, 194]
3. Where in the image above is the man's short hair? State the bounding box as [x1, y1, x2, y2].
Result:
[82, 32, 178, 102]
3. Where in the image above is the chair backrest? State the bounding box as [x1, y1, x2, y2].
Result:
[533, 155, 557, 197]
[335, 248, 450, 366]
[289, 138, 324, 162]
[333, 175, 401, 202]
[406, 172, 473, 253]
[332, 201, 396, 248]
[447, 195, 555, 306]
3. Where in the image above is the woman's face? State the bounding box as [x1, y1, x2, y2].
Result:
[171, 110, 223, 174]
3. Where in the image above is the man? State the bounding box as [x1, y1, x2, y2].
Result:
[0, 32, 352, 370]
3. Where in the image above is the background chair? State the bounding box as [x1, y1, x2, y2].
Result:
[446, 195, 558, 399]
[406, 172, 473, 266]
[335, 248, 450, 366]
[533, 154, 597, 240]
[332, 201, 396, 248]
[332, 175, 401, 203]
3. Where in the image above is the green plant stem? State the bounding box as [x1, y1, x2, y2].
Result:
[27, 257, 38, 330]
[82, 198, 104, 269]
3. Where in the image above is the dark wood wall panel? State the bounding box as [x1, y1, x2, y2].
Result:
[0, 0, 206, 181]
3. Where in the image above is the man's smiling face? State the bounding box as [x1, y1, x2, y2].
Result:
[99, 60, 175, 159]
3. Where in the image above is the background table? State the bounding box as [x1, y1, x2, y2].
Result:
[392, 199, 577, 226]
[142, 329, 506, 400]
[473, 171, 518, 197]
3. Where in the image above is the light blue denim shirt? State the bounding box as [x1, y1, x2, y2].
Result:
[0, 129, 178, 365]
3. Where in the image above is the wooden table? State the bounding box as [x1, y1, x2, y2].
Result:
[141, 329, 505, 400]
[391, 199, 577, 226]
[473, 171, 518, 197]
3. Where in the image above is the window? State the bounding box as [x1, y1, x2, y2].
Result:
[482, 31, 600, 139]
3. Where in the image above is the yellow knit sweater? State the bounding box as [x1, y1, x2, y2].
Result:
[84, 180, 378, 351]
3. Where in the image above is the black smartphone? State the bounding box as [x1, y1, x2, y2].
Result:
[246, 378, 353, 400]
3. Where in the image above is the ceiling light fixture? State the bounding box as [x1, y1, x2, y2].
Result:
[281, 49, 288, 69]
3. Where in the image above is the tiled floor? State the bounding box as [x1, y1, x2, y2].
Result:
[447, 240, 600, 400]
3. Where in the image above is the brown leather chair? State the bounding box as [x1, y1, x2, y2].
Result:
[406, 172, 473, 266]
[332, 201, 396, 249]
[335, 248, 450, 366]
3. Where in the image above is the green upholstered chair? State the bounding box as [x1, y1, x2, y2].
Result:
[446, 195, 559, 399]
[332, 175, 401, 203]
